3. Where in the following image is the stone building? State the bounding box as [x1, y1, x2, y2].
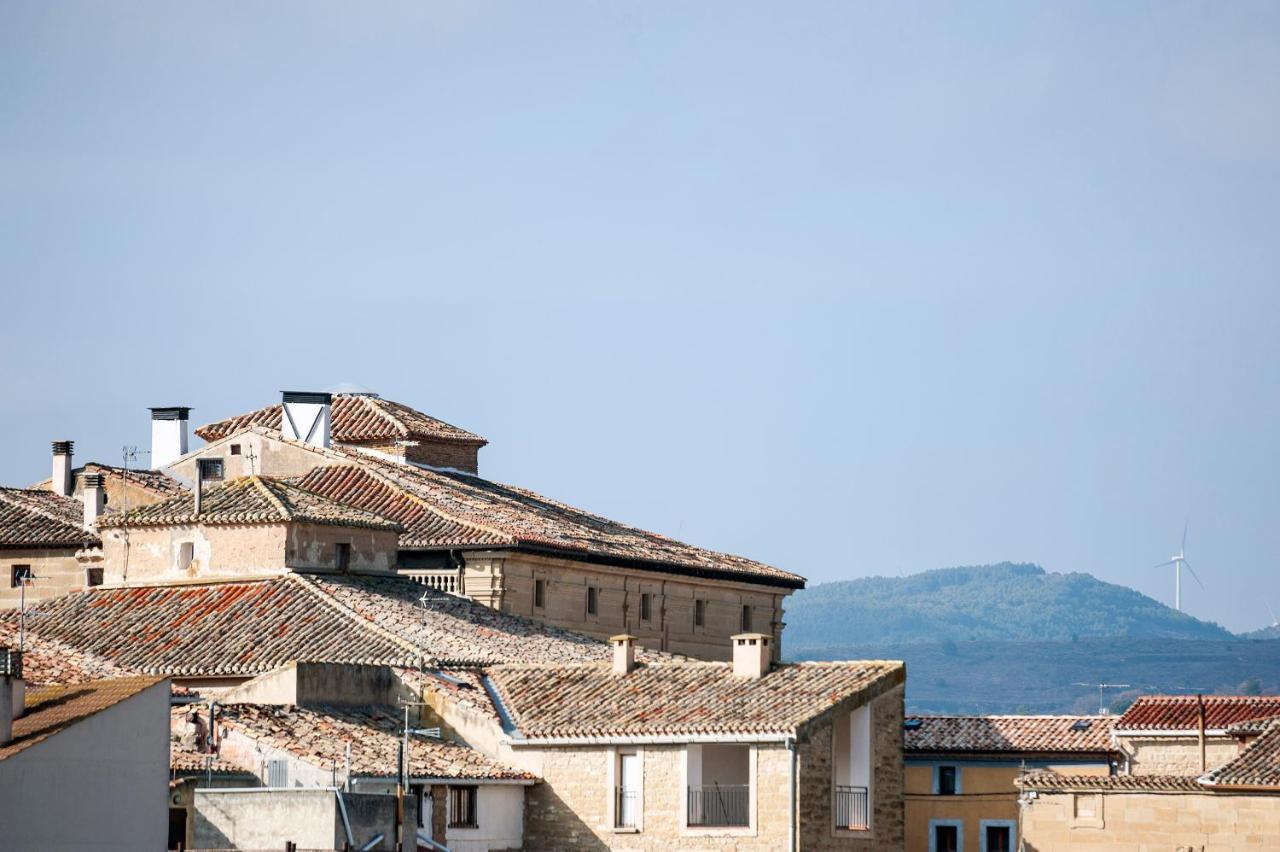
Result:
[1111, 694, 1280, 775]
[902, 715, 1116, 852]
[0, 484, 99, 609]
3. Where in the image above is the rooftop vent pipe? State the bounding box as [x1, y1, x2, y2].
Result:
[82, 473, 105, 529]
[51, 441, 74, 497]
[150, 407, 191, 470]
[281, 391, 332, 449]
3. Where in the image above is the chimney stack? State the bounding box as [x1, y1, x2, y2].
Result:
[281, 391, 332, 448]
[51, 441, 74, 497]
[150, 407, 191, 469]
[731, 633, 773, 679]
[610, 634, 638, 676]
[1, 648, 24, 747]
[82, 473, 105, 529]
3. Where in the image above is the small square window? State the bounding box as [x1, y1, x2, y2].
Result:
[937, 766, 958, 796]
[229, 444, 242, 456]
[640, 593, 652, 623]
[740, 604, 752, 632]
[10, 565, 32, 588]
[534, 578, 546, 609]
[448, 785, 478, 829]
[694, 599, 706, 628]
[198, 458, 224, 481]
[587, 586, 599, 616]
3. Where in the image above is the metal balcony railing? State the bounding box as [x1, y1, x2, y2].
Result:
[687, 784, 749, 827]
[834, 785, 869, 830]
[615, 786, 640, 828]
[0, 648, 21, 679]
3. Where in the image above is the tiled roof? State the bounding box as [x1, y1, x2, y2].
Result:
[213, 703, 534, 781]
[0, 487, 97, 548]
[399, 668, 502, 723]
[0, 622, 136, 684]
[195, 394, 487, 446]
[32, 464, 186, 500]
[96, 476, 401, 532]
[486, 659, 904, 739]
[1017, 771, 1205, 793]
[1117, 695, 1280, 732]
[904, 715, 1116, 755]
[1203, 720, 1280, 788]
[1226, 715, 1280, 736]
[294, 466, 507, 548]
[337, 452, 804, 587]
[0, 676, 165, 762]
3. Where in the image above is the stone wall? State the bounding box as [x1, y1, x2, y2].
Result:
[1021, 788, 1280, 850]
[0, 547, 86, 610]
[1119, 735, 1242, 775]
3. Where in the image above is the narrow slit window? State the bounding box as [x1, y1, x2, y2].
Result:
[534, 578, 546, 609]
[694, 599, 706, 628]
[587, 586, 599, 616]
[335, 542, 351, 573]
[640, 593, 652, 622]
[740, 604, 752, 632]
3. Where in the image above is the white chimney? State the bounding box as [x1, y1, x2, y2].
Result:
[82, 473, 105, 529]
[731, 633, 772, 679]
[281, 391, 332, 448]
[51, 441, 74, 497]
[611, 634, 637, 676]
[150, 407, 191, 469]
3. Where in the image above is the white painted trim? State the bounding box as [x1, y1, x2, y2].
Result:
[505, 732, 791, 747]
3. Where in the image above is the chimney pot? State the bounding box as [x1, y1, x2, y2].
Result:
[281, 392, 332, 448]
[150, 407, 191, 470]
[82, 473, 106, 529]
[731, 632, 772, 679]
[51, 441, 74, 497]
[610, 634, 638, 676]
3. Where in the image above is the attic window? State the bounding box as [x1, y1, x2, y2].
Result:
[903, 719, 923, 730]
[10, 565, 32, 588]
[198, 458, 224, 481]
[229, 444, 242, 456]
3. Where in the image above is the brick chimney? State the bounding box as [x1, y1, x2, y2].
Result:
[611, 634, 637, 676]
[0, 648, 24, 746]
[281, 391, 332, 449]
[82, 473, 105, 529]
[51, 440, 74, 497]
[731, 633, 773, 679]
[150, 407, 191, 469]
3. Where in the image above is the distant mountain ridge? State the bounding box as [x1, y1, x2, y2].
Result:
[783, 562, 1233, 652]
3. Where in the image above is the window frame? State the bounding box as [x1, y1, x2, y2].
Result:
[933, 764, 960, 795]
[740, 604, 752, 632]
[533, 578, 546, 609]
[979, 819, 1016, 852]
[694, 598, 706, 629]
[928, 819, 963, 852]
[586, 586, 599, 617]
[334, 542, 351, 573]
[10, 564, 32, 589]
[197, 457, 225, 481]
[640, 592, 652, 623]
[447, 785, 479, 830]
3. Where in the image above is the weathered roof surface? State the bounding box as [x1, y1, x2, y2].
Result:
[0, 676, 165, 762]
[0, 622, 136, 685]
[0, 487, 97, 548]
[214, 703, 534, 781]
[486, 659, 904, 739]
[1203, 720, 1280, 788]
[1117, 695, 1280, 731]
[904, 715, 1116, 755]
[336, 452, 804, 588]
[1017, 771, 1205, 793]
[97, 476, 401, 532]
[195, 394, 487, 446]
[32, 463, 186, 500]
[8, 577, 419, 676]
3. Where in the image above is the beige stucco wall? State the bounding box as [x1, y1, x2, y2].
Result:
[464, 550, 793, 662]
[286, 522, 398, 574]
[1118, 734, 1243, 776]
[0, 679, 170, 852]
[1021, 788, 1280, 850]
[0, 548, 87, 610]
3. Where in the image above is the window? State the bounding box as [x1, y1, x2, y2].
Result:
[229, 444, 242, 456]
[980, 821, 1015, 852]
[587, 586, 599, 616]
[740, 604, 752, 632]
[534, 578, 546, 609]
[833, 705, 871, 830]
[197, 458, 224, 481]
[10, 565, 32, 588]
[178, 543, 194, 572]
[694, 599, 706, 628]
[936, 765, 959, 795]
[686, 744, 750, 828]
[335, 543, 351, 573]
[640, 593, 652, 623]
[447, 785, 478, 829]
[930, 822, 961, 852]
[615, 750, 641, 829]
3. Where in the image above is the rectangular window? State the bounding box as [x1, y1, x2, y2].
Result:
[933, 823, 959, 852]
[533, 578, 546, 609]
[178, 542, 194, 572]
[197, 458, 224, 481]
[229, 444, 242, 456]
[640, 593, 652, 623]
[616, 750, 641, 829]
[10, 565, 31, 588]
[587, 586, 599, 616]
[740, 604, 752, 632]
[984, 824, 1011, 852]
[937, 765, 958, 796]
[448, 786, 478, 829]
[694, 599, 706, 628]
[335, 543, 351, 573]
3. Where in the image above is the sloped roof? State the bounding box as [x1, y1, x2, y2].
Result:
[904, 715, 1116, 755]
[96, 476, 401, 532]
[331, 452, 804, 588]
[0, 622, 136, 685]
[212, 703, 534, 781]
[486, 659, 903, 739]
[195, 394, 487, 446]
[1017, 771, 1205, 793]
[32, 463, 186, 500]
[0, 676, 165, 763]
[1117, 696, 1280, 732]
[1203, 719, 1280, 788]
[0, 487, 97, 549]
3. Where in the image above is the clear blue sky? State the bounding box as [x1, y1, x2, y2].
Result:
[3, 2, 1277, 632]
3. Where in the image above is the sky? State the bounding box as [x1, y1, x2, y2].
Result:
[2, 2, 1278, 632]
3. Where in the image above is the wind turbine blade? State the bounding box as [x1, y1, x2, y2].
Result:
[1181, 518, 1188, 553]
[1267, 601, 1279, 625]
[1181, 559, 1205, 590]
[1153, 561, 1177, 569]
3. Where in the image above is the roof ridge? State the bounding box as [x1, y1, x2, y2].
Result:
[0, 488, 81, 525]
[249, 476, 292, 521]
[286, 573, 427, 662]
[364, 395, 410, 437]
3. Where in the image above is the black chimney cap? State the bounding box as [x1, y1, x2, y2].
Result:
[150, 407, 192, 420]
[51, 440, 74, 455]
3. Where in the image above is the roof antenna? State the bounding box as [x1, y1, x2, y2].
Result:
[244, 446, 259, 476]
[119, 445, 145, 586]
[1073, 682, 1132, 715]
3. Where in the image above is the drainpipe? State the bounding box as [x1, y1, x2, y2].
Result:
[786, 735, 797, 852]
[1197, 694, 1207, 773]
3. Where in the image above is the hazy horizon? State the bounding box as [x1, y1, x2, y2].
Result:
[3, 2, 1278, 632]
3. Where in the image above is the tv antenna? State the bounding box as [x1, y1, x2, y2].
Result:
[1074, 682, 1132, 715]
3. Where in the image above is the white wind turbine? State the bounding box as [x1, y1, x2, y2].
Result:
[1154, 520, 1203, 612]
[1266, 601, 1279, 630]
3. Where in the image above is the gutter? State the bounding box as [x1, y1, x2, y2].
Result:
[505, 732, 795, 747]
[786, 736, 798, 852]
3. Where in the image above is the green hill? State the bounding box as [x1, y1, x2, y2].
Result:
[783, 562, 1232, 652]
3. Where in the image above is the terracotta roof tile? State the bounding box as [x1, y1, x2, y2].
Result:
[1203, 720, 1280, 788]
[211, 703, 533, 781]
[0, 622, 137, 685]
[904, 715, 1116, 754]
[32, 464, 186, 501]
[486, 659, 904, 739]
[1017, 771, 1205, 792]
[0, 487, 98, 548]
[96, 476, 401, 532]
[0, 676, 165, 762]
[1117, 695, 1280, 731]
[195, 395, 487, 446]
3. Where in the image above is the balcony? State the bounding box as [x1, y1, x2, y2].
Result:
[834, 785, 869, 830]
[615, 786, 640, 829]
[402, 569, 463, 596]
[687, 784, 749, 827]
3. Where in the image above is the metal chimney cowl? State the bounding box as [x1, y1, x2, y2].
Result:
[281, 391, 332, 448]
